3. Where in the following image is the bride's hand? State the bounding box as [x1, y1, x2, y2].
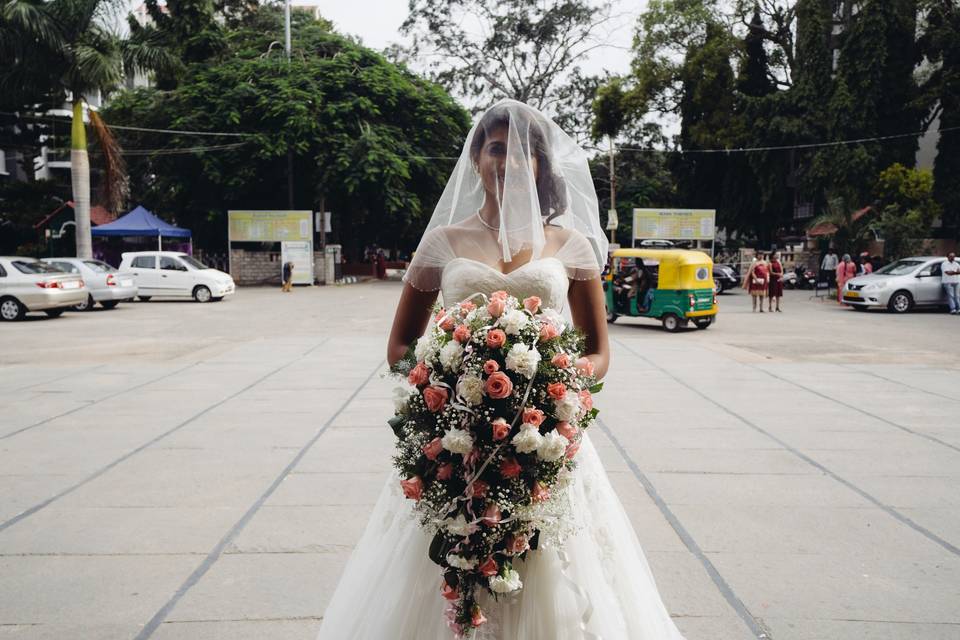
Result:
[387, 283, 439, 366]
[568, 276, 610, 379]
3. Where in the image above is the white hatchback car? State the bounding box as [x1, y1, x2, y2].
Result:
[43, 257, 138, 310]
[119, 251, 235, 302]
[0, 256, 88, 321]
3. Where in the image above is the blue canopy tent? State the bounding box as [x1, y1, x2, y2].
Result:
[91, 205, 192, 252]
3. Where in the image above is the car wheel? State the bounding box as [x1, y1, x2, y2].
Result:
[101, 301, 119, 310]
[662, 313, 681, 332]
[0, 296, 25, 321]
[887, 290, 913, 314]
[138, 296, 152, 302]
[44, 309, 64, 318]
[74, 294, 95, 311]
[193, 285, 212, 303]
[695, 318, 712, 329]
[606, 305, 618, 323]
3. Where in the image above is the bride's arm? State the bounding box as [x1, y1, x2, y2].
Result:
[387, 283, 440, 366]
[568, 277, 610, 379]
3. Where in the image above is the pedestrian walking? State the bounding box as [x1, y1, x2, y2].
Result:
[281, 261, 294, 292]
[821, 248, 838, 290]
[836, 254, 856, 302]
[743, 252, 769, 313]
[859, 251, 874, 275]
[942, 252, 960, 314]
[768, 251, 784, 312]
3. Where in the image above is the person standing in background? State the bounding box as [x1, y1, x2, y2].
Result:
[836, 254, 856, 302]
[768, 251, 784, 312]
[281, 261, 294, 292]
[744, 252, 769, 313]
[941, 252, 960, 314]
[821, 248, 839, 290]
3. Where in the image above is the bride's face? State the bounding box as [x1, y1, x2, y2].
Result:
[477, 125, 539, 205]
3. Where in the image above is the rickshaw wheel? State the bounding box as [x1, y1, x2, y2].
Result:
[662, 313, 681, 332]
[695, 318, 712, 330]
[606, 307, 618, 323]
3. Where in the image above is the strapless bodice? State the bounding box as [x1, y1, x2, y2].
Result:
[440, 257, 569, 311]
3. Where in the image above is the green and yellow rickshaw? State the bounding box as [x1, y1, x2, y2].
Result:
[604, 248, 718, 332]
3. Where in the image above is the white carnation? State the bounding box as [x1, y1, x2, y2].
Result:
[445, 514, 475, 537]
[446, 552, 477, 568]
[511, 423, 544, 454]
[489, 568, 523, 593]
[537, 429, 570, 461]
[500, 309, 529, 335]
[441, 426, 474, 455]
[505, 343, 541, 378]
[438, 340, 464, 372]
[392, 386, 413, 413]
[456, 375, 484, 406]
[554, 390, 581, 422]
[414, 330, 438, 363]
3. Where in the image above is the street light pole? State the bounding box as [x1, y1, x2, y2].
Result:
[284, 0, 294, 209]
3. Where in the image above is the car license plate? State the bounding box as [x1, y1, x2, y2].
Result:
[121, 279, 133, 287]
[845, 291, 861, 298]
[62, 280, 80, 289]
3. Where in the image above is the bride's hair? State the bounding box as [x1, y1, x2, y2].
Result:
[468, 104, 567, 225]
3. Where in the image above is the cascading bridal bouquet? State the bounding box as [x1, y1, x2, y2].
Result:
[388, 290, 602, 638]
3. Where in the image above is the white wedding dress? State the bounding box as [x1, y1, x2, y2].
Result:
[316, 257, 687, 640]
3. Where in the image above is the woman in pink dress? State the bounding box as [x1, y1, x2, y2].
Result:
[743, 252, 769, 313]
[836, 253, 857, 302]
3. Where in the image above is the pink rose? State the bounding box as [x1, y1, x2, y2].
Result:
[490, 418, 510, 441]
[478, 556, 499, 577]
[422, 437, 443, 461]
[440, 316, 455, 331]
[471, 605, 487, 628]
[531, 480, 550, 503]
[483, 359, 500, 374]
[578, 389, 593, 411]
[487, 298, 505, 318]
[539, 323, 559, 341]
[555, 421, 578, 441]
[436, 463, 453, 481]
[551, 353, 571, 368]
[507, 533, 530, 554]
[471, 479, 489, 498]
[500, 457, 522, 478]
[485, 371, 514, 399]
[481, 502, 501, 526]
[453, 324, 472, 343]
[523, 296, 541, 313]
[408, 362, 430, 386]
[522, 407, 545, 426]
[566, 441, 581, 460]
[434, 308, 446, 322]
[491, 290, 508, 301]
[575, 357, 595, 376]
[441, 581, 459, 600]
[460, 301, 476, 313]
[485, 329, 507, 349]
[400, 476, 423, 501]
[423, 385, 449, 412]
[547, 382, 567, 401]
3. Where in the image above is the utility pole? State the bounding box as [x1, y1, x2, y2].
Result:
[608, 135, 617, 244]
[284, 0, 294, 209]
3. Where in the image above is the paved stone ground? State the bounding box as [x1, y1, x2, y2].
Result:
[1, 284, 958, 640]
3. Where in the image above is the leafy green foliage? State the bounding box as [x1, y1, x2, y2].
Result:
[873, 163, 941, 259]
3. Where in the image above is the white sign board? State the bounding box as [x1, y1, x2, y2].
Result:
[633, 208, 716, 241]
[281, 241, 314, 285]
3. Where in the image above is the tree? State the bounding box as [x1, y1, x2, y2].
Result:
[396, 0, 614, 132]
[1, 0, 177, 258]
[873, 163, 940, 258]
[103, 17, 470, 258]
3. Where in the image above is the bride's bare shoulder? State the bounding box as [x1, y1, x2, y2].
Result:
[544, 225, 591, 252]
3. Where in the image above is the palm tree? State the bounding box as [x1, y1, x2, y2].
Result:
[1, 0, 176, 258]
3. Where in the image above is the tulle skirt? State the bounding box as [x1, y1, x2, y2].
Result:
[316, 432, 687, 640]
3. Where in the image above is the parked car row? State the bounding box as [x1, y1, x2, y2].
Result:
[0, 251, 235, 321]
[843, 256, 949, 313]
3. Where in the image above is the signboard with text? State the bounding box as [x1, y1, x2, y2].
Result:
[228, 210, 312, 242]
[632, 208, 716, 242]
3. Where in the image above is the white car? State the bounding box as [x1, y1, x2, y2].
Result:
[42, 257, 138, 311]
[119, 251, 235, 302]
[0, 256, 88, 321]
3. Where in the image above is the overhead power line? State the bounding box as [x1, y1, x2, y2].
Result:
[0, 111, 254, 138]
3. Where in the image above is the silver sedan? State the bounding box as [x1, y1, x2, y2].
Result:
[842, 257, 947, 313]
[43, 257, 138, 310]
[0, 256, 88, 321]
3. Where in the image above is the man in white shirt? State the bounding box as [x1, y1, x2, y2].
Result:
[820, 248, 838, 288]
[942, 252, 960, 314]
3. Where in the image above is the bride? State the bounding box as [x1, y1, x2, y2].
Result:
[316, 100, 686, 640]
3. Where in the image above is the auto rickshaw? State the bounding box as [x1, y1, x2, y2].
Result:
[604, 248, 718, 331]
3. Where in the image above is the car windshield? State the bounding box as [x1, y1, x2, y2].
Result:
[83, 260, 116, 273]
[179, 255, 209, 270]
[13, 260, 62, 274]
[874, 259, 925, 276]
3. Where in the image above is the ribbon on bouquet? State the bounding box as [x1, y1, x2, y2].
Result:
[556, 547, 601, 640]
